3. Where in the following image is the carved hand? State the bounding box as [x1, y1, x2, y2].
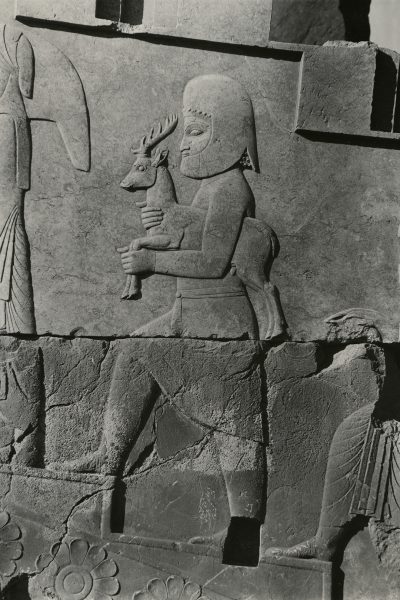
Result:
[139, 205, 164, 230]
[117, 247, 156, 274]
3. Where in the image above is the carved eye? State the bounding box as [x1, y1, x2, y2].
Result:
[137, 165, 146, 172]
[188, 128, 203, 136]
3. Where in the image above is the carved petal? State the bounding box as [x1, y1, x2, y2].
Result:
[84, 544, 107, 570]
[133, 592, 154, 600]
[0, 557, 16, 577]
[35, 552, 53, 571]
[92, 558, 118, 579]
[0, 541, 22, 560]
[147, 578, 167, 600]
[93, 576, 120, 596]
[53, 542, 70, 568]
[89, 593, 112, 600]
[69, 538, 89, 565]
[166, 576, 185, 599]
[0, 522, 21, 542]
[181, 582, 201, 600]
[0, 511, 9, 529]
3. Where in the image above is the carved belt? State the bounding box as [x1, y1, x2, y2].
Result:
[176, 287, 246, 300]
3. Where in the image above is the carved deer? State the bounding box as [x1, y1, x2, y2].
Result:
[120, 114, 179, 299]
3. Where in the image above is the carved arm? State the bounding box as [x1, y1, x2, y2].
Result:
[154, 193, 248, 278]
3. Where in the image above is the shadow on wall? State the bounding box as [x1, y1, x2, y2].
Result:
[96, 0, 145, 25]
[339, 0, 372, 42]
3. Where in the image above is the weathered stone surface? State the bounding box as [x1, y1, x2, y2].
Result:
[264, 342, 400, 598]
[264, 342, 384, 551]
[0, 1, 400, 598]
[269, 0, 369, 45]
[0, 10, 396, 340]
[341, 528, 400, 600]
[15, 0, 372, 47]
[0, 337, 393, 598]
[296, 43, 400, 142]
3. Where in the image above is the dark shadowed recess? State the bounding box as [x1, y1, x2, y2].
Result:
[223, 517, 261, 567]
[2, 574, 30, 599]
[371, 51, 398, 132]
[96, 0, 145, 26]
[339, 0, 372, 42]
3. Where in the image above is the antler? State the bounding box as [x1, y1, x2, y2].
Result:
[132, 114, 178, 155]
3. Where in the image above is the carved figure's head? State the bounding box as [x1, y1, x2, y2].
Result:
[121, 114, 178, 191]
[180, 74, 259, 179]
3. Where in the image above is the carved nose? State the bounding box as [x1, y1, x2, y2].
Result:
[180, 140, 190, 153]
[120, 176, 132, 189]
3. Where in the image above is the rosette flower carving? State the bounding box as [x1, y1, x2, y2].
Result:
[0, 510, 22, 578]
[133, 576, 210, 600]
[48, 538, 119, 600]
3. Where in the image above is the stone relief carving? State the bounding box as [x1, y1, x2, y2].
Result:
[45, 538, 120, 600]
[120, 113, 180, 299]
[44, 77, 278, 560]
[265, 350, 400, 564]
[120, 74, 286, 341]
[0, 341, 44, 468]
[0, 510, 22, 580]
[325, 308, 385, 343]
[0, 24, 89, 335]
[133, 576, 210, 600]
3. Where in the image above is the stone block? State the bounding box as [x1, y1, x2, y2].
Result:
[296, 43, 400, 141]
[16, 0, 372, 46]
[15, 0, 113, 27]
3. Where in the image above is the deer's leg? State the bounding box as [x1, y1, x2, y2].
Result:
[121, 239, 143, 300]
[136, 234, 173, 249]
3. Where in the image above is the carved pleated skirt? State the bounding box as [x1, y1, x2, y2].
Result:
[0, 205, 35, 334]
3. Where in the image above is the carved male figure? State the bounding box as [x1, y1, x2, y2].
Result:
[53, 75, 285, 548]
[120, 76, 285, 340]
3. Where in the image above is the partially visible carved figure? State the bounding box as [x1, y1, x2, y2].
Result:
[0, 340, 45, 467]
[0, 24, 90, 334]
[265, 350, 400, 562]
[0, 26, 35, 334]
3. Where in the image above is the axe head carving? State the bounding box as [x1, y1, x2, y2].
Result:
[22, 27, 90, 172]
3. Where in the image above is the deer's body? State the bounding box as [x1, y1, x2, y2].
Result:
[129, 166, 205, 253]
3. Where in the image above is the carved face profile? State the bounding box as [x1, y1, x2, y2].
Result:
[180, 74, 259, 179]
[180, 114, 212, 172]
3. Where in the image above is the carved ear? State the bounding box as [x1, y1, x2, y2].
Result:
[151, 148, 169, 167]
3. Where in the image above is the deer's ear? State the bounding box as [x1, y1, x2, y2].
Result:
[152, 148, 169, 167]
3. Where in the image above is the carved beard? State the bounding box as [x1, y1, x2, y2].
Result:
[180, 152, 206, 179]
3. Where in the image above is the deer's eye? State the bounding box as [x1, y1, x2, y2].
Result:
[137, 165, 146, 172]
